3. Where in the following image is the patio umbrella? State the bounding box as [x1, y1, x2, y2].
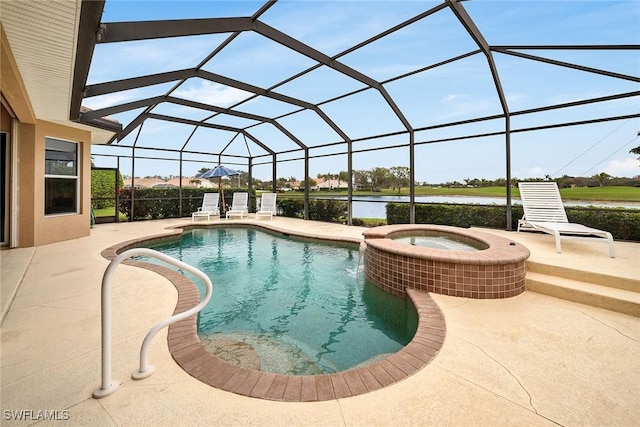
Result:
[197, 165, 240, 215]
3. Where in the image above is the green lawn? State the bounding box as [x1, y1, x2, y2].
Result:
[93, 207, 127, 221]
[285, 186, 639, 202]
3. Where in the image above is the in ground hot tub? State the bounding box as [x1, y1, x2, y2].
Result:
[362, 224, 530, 299]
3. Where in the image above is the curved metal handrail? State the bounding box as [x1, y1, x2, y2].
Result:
[93, 248, 212, 399]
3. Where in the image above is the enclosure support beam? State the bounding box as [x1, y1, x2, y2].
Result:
[448, 0, 512, 230]
[70, 0, 105, 122]
[248, 157, 253, 212]
[179, 152, 183, 217]
[272, 154, 277, 194]
[304, 149, 310, 221]
[347, 141, 353, 226]
[409, 131, 415, 225]
[505, 117, 512, 230]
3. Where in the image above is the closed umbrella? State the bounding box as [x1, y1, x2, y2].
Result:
[197, 165, 240, 215]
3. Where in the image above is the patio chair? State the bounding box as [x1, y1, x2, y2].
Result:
[192, 192, 220, 221]
[225, 192, 249, 219]
[256, 192, 277, 220]
[517, 182, 615, 257]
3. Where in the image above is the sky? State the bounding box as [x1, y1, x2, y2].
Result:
[86, 0, 640, 183]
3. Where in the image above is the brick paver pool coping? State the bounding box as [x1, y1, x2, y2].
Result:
[101, 222, 446, 401]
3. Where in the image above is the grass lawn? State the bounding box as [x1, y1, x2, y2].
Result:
[93, 207, 127, 221]
[283, 186, 639, 202]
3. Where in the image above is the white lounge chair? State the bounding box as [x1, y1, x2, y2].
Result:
[225, 192, 249, 219]
[517, 182, 615, 257]
[256, 193, 277, 220]
[192, 192, 220, 221]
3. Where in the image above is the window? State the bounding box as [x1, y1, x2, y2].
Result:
[45, 138, 79, 215]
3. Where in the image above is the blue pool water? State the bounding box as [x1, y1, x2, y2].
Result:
[144, 227, 417, 375]
[393, 234, 485, 251]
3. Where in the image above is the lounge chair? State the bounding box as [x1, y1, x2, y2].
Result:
[192, 192, 220, 221]
[225, 192, 249, 219]
[517, 182, 615, 257]
[256, 192, 277, 220]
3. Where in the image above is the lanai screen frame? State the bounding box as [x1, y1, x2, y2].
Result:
[71, 0, 640, 228]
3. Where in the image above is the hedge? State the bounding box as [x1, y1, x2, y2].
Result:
[386, 202, 640, 241]
[91, 169, 123, 209]
[114, 191, 639, 241]
[118, 188, 255, 221]
[277, 198, 347, 223]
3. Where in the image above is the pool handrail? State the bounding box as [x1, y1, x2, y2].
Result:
[93, 248, 213, 399]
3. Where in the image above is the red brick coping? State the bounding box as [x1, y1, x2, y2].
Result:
[101, 222, 446, 401]
[363, 225, 530, 299]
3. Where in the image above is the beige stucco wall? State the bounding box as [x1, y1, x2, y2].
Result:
[2, 23, 92, 247]
[25, 121, 92, 246]
[12, 118, 93, 247]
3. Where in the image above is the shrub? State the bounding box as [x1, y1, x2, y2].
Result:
[118, 188, 255, 221]
[308, 199, 347, 222]
[386, 202, 640, 241]
[277, 198, 304, 218]
[276, 198, 347, 223]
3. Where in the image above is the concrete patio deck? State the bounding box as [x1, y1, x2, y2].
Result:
[1, 217, 639, 426]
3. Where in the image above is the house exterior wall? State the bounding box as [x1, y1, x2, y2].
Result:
[1, 24, 92, 247]
[32, 121, 92, 246]
[7, 109, 92, 248]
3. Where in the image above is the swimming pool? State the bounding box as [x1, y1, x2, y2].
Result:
[144, 227, 417, 375]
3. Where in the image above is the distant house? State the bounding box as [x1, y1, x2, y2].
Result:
[314, 177, 348, 190]
[162, 177, 215, 188]
[123, 177, 215, 189]
[281, 180, 301, 191]
[123, 178, 165, 188]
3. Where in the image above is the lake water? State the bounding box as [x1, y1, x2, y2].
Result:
[319, 195, 640, 219]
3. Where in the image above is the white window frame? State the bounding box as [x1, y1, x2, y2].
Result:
[44, 137, 80, 216]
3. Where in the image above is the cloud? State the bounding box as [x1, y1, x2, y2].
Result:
[525, 166, 545, 177]
[437, 93, 497, 121]
[173, 81, 252, 107]
[603, 157, 639, 177]
[82, 92, 132, 111]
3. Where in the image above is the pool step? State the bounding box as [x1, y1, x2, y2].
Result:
[525, 271, 640, 317]
[526, 261, 638, 293]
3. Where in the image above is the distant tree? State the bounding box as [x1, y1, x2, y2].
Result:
[252, 178, 263, 189]
[260, 180, 272, 190]
[196, 167, 210, 177]
[389, 166, 410, 194]
[556, 175, 573, 188]
[299, 177, 317, 189]
[338, 171, 349, 188]
[592, 172, 611, 187]
[369, 167, 391, 191]
[233, 171, 248, 187]
[285, 176, 297, 189]
[631, 145, 640, 166]
[353, 170, 370, 190]
[493, 178, 507, 187]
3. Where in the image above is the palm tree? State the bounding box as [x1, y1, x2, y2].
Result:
[593, 172, 611, 187]
[631, 145, 640, 166]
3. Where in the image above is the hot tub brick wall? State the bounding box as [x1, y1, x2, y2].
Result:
[364, 245, 526, 299]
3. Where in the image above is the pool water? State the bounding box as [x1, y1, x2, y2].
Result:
[394, 234, 484, 251]
[145, 227, 417, 375]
